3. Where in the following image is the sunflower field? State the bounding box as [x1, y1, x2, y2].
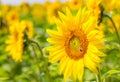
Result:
[0, 0, 120, 82]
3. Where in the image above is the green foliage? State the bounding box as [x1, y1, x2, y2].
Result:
[0, 1, 120, 82]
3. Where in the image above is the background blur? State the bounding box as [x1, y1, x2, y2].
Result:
[0, 0, 120, 82]
[1, 0, 66, 5]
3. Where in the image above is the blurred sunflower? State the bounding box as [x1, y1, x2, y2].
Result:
[31, 4, 45, 22]
[47, 8, 105, 81]
[46, 1, 62, 24]
[20, 2, 30, 14]
[6, 10, 19, 25]
[86, 0, 101, 23]
[113, 15, 120, 32]
[1, 4, 10, 16]
[66, 0, 85, 10]
[101, 0, 119, 13]
[6, 22, 24, 62]
[107, 14, 120, 33]
[21, 20, 34, 38]
[0, 11, 8, 34]
[6, 21, 34, 62]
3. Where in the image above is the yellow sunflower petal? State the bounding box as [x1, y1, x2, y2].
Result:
[47, 45, 63, 51]
[66, 7, 73, 18]
[84, 54, 98, 74]
[58, 11, 67, 21]
[59, 56, 69, 74]
[49, 48, 65, 63]
[46, 29, 63, 39]
[87, 30, 99, 40]
[77, 58, 84, 82]
[64, 58, 74, 81]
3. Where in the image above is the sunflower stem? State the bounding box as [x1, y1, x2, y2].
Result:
[103, 14, 120, 44]
[28, 39, 52, 82]
[31, 44, 43, 82]
[96, 70, 102, 82]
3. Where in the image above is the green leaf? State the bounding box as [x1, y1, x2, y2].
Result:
[102, 70, 120, 80]
[0, 77, 9, 80]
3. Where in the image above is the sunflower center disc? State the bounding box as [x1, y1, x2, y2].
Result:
[70, 37, 81, 51]
[65, 31, 88, 60]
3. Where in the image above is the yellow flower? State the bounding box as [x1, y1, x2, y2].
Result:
[6, 21, 34, 62]
[66, 0, 85, 10]
[6, 22, 24, 62]
[6, 10, 19, 25]
[47, 8, 105, 81]
[46, 1, 62, 24]
[20, 2, 30, 14]
[1, 4, 10, 16]
[31, 4, 45, 22]
[0, 11, 8, 34]
[113, 15, 120, 32]
[21, 20, 34, 38]
[101, 0, 119, 12]
[86, 0, 101, 22]
[107, 14, 120, 33]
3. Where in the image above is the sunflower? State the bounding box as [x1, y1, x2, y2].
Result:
[47, 8, 105, 81]
[66, 0, 85, 11]
[20, 2, 30, 14]
[0, 11, 7, 34]
[21, 20, 34, 38]
[6, 22, 24, 62]
[86, 0, 101, 22]
[46, 1, 62, 24]
[107, 14, 120, 33]
[101, 0, 119, 12]
[6, 10, 19, 25]
[6, 21, 34, 62]
[31, 5, 45, 22]
[0, 16, 8, 34]
[1, 4, 10, 16]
